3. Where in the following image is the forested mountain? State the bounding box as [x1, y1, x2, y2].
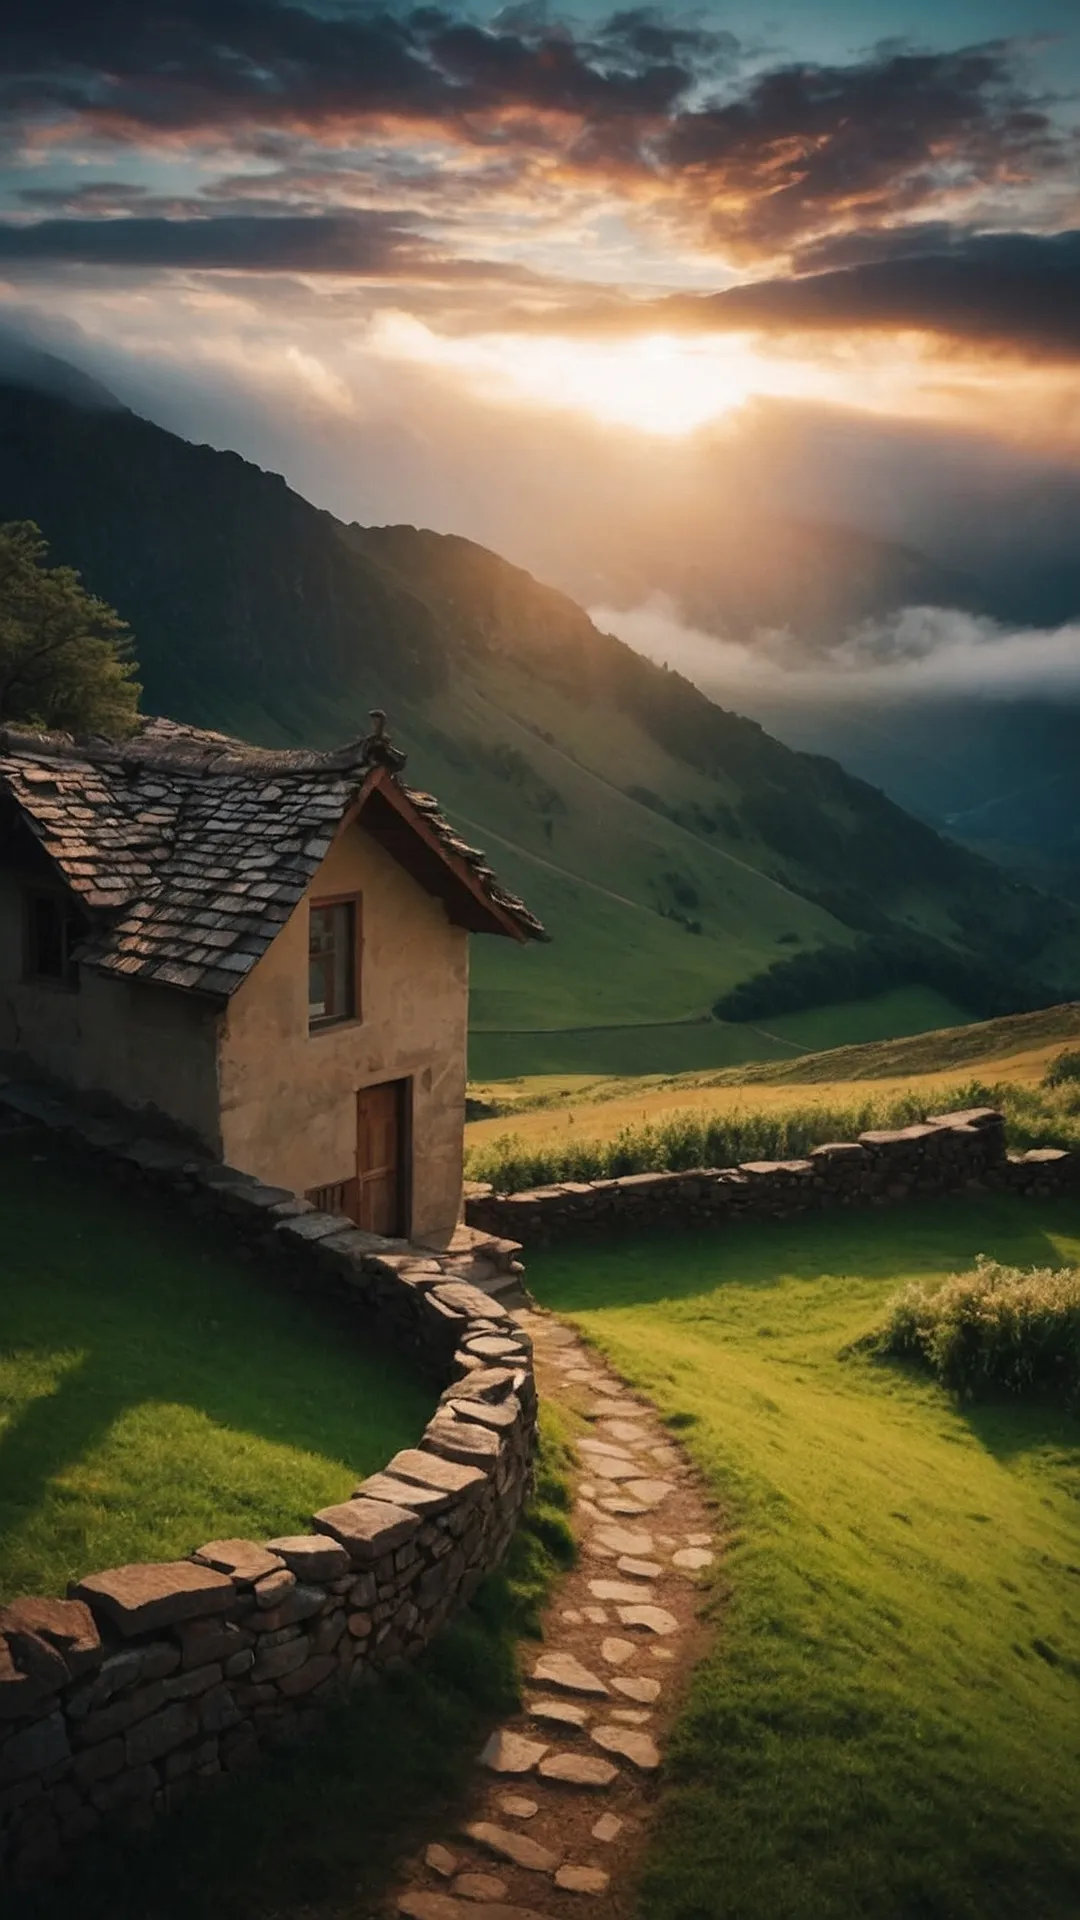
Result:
[2, 364, 1077, 1065]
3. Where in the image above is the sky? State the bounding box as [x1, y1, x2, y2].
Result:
[1, 0, 1079, 580]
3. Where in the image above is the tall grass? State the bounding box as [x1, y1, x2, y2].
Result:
[465, 1076, 1080, 1192]
[871, 1256, 1080, 1406]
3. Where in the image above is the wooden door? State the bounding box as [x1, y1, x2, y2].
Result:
[356, 1079, 407, 1237]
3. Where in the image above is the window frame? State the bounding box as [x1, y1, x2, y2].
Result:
[22, 887, 81, 992]
[307, 891, 363, 1033]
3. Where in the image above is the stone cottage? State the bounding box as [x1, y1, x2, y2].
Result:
[0, 713, 544, 1242]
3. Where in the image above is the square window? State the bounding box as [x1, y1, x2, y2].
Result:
[24, 891, 80, 989]
[308, 898, 359, 1029]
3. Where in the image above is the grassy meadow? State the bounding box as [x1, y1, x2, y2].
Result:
[465, 1002, 1080, 1189]
[0, 1132, 431, 1599]
[529, 1195, 1080, 1920]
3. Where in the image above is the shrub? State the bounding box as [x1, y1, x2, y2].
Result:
[1044, 1048, 1080, 1088]
[872, 1257, 1080, 1406]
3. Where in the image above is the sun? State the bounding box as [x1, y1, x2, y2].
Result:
[367, 315, 803, 435]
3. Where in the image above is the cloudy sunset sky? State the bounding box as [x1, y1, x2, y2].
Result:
[2, 1, 1079, 576]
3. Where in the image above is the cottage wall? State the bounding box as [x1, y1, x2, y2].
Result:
[0, 867, 223, 1148]
[217, 820, 469, 1242]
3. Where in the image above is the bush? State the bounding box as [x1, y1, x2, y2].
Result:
[872, 1257, 1080, 1406]
[1044, 1048, 1080, 1088]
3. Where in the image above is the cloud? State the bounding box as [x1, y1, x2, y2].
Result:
[593, 595, 1080, 705]
[1, 7, 1071, 272]
[0, 209, 544, 279]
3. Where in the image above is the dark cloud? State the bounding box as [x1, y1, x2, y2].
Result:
[1, 4, 1073, 273]
[635, 228, 1080, 360]
[0, 210, 500, 275]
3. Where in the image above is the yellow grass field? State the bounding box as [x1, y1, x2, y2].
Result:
[466, 1003, 1080, 1155]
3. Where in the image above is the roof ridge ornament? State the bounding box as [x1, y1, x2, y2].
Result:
[336, 708, 407, 774]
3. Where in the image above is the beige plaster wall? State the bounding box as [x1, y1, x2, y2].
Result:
[0, 867, 223, 1148]
[217, 820, 470, 1241]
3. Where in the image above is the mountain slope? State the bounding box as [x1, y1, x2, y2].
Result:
[1, 368, 1077, 1069]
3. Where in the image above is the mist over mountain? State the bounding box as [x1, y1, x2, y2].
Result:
[2, 346, 1077, 1065]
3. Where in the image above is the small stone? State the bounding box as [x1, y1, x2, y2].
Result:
[264, 1534, 351, 1580]
[74, 1562, 234, 1637]
[649, 1445, 682, 1468]
[538, 1752, 618, 1789]
[591, 1814, 623, 1843]
[651, 1647, 675, 1662]
[479, 1730, 548, 1775]
[591, 1724, 661, 1770]
[617, 1558, 662, 1580]
[597, 1497, 649, 1517]
[453, 1871, 509, 1900]
[578, 1439, 638, 1461]
[611, 1708, 652, 1724]
[593, 1526, 654, 1557]
[555, 1865, 611, 1895]
[252, 1566, 296, 1609]
[465, 1820, 561, 1872]
[582, 1606, 608, 1625]
[672, 1548, 714, 1571]
[312, 1497, 420, 1563]
[600, 1637, 635, 1667]
[528, 1697, 588, 1730]
[622, 1479, 675, 1507]
[686, 1532, 713, 1547]
[600, 1421, 651, 1445]
[579, 1455, 641, 1482]
[612, 1675, 661, 1703]
[396, 1896, 461, 1920]
[191, 1539, 284, 1586]
[578, 1483, 597, 1501]
[532, 1653, 608, 1696]
[561, 1609, 584, 1626]
[588, 1580, 652, 1604]
[425, 1843, 458, 1879]
[498, 1793, 538, 1819]
[617, 1604, 679, 1636]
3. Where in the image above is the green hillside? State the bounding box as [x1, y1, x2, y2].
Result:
[3, 370, 1079, 1073]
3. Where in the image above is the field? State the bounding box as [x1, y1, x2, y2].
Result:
[529, 1194, 1080, 1920]
[465, 1001, 1080, 1181]
[0, 1131, 431, 1600]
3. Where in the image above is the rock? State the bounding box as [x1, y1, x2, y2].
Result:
[588, 1580, 653, 1603]
[616, 1558, 662, 1580]
[577, 1438, 640, 1461]
[577, 1455, 641, 1482]
[600, 1421, 651, 1446]
[191, 1540, 285, 1586]
[0, 1637, 43, 1719]
[422, 1414, 502, 1469]
[426, 1843, 458, 1877]
[497, 1794, 538, 1819]
[555, 1865, 611, 1894]
[616, 1604, 679, 1636]
[590, 1724, 660, 1770]
[612, 1707, 651, 1724]
[582, 1606, 609, 1625]
[312, 1497, 420, 1562]
[531, 1653, 608, 1696]
[252, 1567, 297, 1609]
[397, 1895, 462, 1920]
[2, 1626, 68, 1694]
[528, 1697, 588, 1730]
[383, 1449, 489, 1498]
[74, 1561, 235, 1637]
[356, 1472, 457, 1516]
[599, 1638, 635, 1667]
[125, 1702, 199, 1767]
[478, 1730, 548, 1774]
[612, 1675, 661, 1703]
[672, 1548, 714, 1571]
[464, 1820, 562, 1872]
[0, 1598, 101, 1678]
[264, 1535, 351, 1580]
[0, 1710, 69, 1785]
[621, 1480, 675, 1508]
[596, 1496, 649, 1517]
[454, 1871, 510, 1900]
[538, 1752, 618, 1789]
[593, 1526, 654, 1557]
[591, 1813, 623, 1842]
[686, 1533, 713, 1548]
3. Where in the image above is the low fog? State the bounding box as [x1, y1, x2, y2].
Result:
[592, 597, 1080, 707]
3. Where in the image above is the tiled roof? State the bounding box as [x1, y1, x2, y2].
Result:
[0, 716, 545, 998]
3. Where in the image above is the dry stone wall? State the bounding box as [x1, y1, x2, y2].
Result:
[465, 1107, 1080, 1243]
[0, 1079, 537, 1887]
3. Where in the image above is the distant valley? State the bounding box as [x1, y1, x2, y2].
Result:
[2, 356, 1079, 1076]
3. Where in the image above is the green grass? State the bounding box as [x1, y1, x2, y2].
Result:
[467, 988, 972, 1081]
[0, 1133, 432, 1600]
[464, 1071, 1080, 1192]
[12, 1412, 578, 1920]
[529, 1196, 1080, 1920]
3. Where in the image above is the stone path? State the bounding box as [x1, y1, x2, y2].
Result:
[387, 1308, 719, 1919]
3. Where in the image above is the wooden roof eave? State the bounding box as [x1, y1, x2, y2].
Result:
[339, 767, 532, 943]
